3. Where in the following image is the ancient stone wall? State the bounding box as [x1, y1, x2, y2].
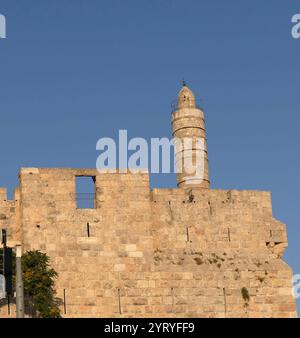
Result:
[0, 187, 21, 317]
[0, 187, 21, 243]
[1, 168, 296, 318]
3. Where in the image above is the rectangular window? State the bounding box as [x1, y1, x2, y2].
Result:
[76, 176, 96, 209]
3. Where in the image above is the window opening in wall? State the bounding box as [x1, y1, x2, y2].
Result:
[76, 176, 96, 209]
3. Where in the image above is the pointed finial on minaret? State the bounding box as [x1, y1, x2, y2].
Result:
[182, 79, 187, 87]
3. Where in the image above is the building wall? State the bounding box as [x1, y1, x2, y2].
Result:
[0, 187, 21, 243]
[0, 168, 297, 317]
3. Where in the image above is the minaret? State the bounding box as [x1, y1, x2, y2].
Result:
[172, 82, 210, 188]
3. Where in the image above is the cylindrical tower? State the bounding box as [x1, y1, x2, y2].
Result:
[171, 82, 210, 188]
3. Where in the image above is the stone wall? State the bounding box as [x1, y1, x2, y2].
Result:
[0, 168, 297, 317]
[0, 187, 21, 244]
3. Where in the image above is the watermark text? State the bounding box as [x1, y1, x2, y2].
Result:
[0, 14, 6, 39]
[292, 14, 300, 39]
[96, 130, 205, 186]
[293, 274, 300, 299]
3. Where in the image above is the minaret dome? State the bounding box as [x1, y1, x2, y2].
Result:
[178, 84, 196, 109]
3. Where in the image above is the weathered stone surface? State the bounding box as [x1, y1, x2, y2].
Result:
[0, 168, 297, 318]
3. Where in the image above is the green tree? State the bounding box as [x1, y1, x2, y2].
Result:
[22, 251, 61, 318]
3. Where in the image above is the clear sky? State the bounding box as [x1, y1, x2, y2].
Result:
[0, 0, 299, 314]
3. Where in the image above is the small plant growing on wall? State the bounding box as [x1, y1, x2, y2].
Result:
[194, 257, 203, 265]
[188, 193, 195, 203]
[241, 287, 250, 306]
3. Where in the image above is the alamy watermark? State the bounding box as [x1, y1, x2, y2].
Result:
[293, 274, 300, 299]
[96, 130, 205, 185]
[0, 13, 6, 39]
[292, 14, 300, 39]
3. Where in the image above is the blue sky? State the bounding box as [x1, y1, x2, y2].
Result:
[0, 0, 299, 314]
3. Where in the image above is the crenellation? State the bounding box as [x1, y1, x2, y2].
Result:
[0, 188, 7, 201]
